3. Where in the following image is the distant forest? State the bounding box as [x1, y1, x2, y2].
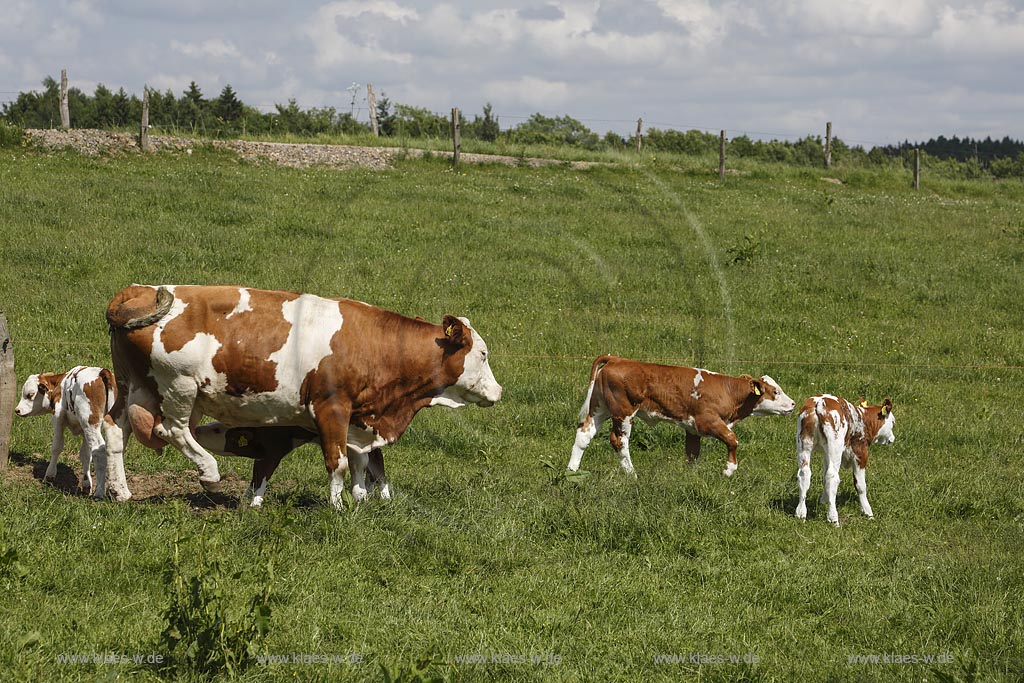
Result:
[3, 76, 1024, 178]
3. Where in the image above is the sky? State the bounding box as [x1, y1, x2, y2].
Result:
[1, 0, 1023, 147]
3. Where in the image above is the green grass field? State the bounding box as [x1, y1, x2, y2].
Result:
[1, 143, 1022, 682]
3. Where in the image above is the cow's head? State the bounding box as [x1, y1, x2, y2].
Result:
[15, 373, 61, 417]
[434, 315, 503, 408]
[749, 375, 796, 416]
[873, 398, 896, 445]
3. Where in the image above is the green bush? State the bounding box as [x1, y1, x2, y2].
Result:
[0, 121, 24, 148]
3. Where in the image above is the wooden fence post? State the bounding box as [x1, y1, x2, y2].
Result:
[635, 118, 643, 153]
[139, 89, 152, 152]
[367, 84, 379, 137]
[0, 310, 15, 471]
[913, 148, 920, 190]
[824, 121, 832, 169]
[719, 130, 727, 180]
[451, 108, 461, 167]
[60, 69, 70, 129]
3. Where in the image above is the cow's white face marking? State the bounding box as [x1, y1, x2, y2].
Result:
[226, 288, 252, 319]
[433, 318, 502, 408]
[15, 374, 51, 417]
[874, 412, 896, 445]
[751, 375, 796, 416]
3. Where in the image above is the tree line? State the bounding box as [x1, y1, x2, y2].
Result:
[3, 76, 1023, 178]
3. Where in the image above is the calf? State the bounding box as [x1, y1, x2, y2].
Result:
[567, 355, 795, 476]
[795, 395, 895, 526]
[14, 366, 129, 499]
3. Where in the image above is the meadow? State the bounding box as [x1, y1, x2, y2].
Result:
[0, 141, 1022, 682]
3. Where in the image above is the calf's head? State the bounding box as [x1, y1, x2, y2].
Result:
[872, 398, 896, 445]
[14, 374, 62, 417]
[436, 315, 502, 408]
[749, 375, 796, 416]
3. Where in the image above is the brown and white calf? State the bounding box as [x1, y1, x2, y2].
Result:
[14, 366, 130, 499]
[795, 395, 895, 526]
[567, 355, 796, 476]
[106, 285, 502, 508]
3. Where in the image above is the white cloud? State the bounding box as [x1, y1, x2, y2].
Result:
[482, 76, 571, 109]
[170, 39, 242, 59]
[933, 3, 1024, 57]
[305, 0, 419, 67]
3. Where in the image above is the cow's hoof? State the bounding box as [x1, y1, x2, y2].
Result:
[199, 478, 225, 494]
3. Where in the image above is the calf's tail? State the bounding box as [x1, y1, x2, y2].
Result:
[577, 354, 615, 425]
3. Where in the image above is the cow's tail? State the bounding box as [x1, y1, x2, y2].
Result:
[577, 354, 615, 425]
[106, 286, 174, 331]
[98, 368, 117, 416]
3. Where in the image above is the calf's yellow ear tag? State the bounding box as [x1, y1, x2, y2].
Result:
[859, 400, 869, 408]
[753, 385, 761, 396]
[237, 435, 249, 448]
[880, 405, 889, 417]
[445, 324, 454, 337]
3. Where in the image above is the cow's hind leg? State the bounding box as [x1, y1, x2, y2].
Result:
[685, 433, 701, 464]
[795, 431, 814, 520]
[347, 447, 370, 502]
[249, 456, 284, 508]
[822, 445, 843, 526]
[367, 449, 390, 500]
[609, 415, 637, 477]
[81, 424, 107, 498]
[103, 412, 133, 501]
[568, 408, 607, 472]
[151, 385, 222, 490]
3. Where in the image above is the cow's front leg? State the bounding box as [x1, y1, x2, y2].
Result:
[698, 419, 740, 477]
[367, 449, 390, 500]
[852, 445, 873, 519]
[313, 400, 352, 510]
[609, 415, 636, 477]
[685, 433, 701, 464]
[45, 416, 66, 482]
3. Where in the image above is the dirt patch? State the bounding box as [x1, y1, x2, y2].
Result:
[23, 128, 603, 171]
[2, 451, 250, 510]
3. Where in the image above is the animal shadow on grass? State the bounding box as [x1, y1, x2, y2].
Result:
[7, 451, 87, 495]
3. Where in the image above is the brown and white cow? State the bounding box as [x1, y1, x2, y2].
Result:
[14, 366, 131, 499]
[106, 285, 502, 508]
[567, 355, 796, 477]
[795, 395, 895, 526]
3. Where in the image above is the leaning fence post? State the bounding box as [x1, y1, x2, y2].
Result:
[451, 107, 461, 167]
[913, 148, 921, 190]
[824, 121, 832, 169]
[139, 89, 152, 152]
[367, 84, 379, 137]
[719, 130, 727, 180]
[0, 310, 15, 470]
[60, 69, 70, 129]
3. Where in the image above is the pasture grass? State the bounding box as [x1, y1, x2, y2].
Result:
[0, 144, 1022, 682]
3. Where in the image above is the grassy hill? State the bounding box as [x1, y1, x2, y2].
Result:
[1, 145, 1022, 682]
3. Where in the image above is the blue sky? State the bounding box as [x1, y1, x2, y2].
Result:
[2, 0, 1022, 146]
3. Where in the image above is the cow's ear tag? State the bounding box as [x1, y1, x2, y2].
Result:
[237, 435, 248, 448]
[753, 384, 761, 396]
[445, 324, 454, 337]
[880, 405, 889, 417]
[859, 399, 869, 408]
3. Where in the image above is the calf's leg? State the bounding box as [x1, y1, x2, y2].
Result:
[568, 408, 606, 472]
[45, 416, 66, 482]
